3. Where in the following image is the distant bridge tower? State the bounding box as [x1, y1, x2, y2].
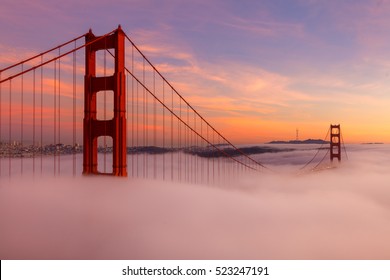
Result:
[83, 26, 127, 176]
[330, 124, 341, 162]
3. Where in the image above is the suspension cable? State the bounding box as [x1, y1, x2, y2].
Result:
[311, 148, 330, 171]
[299, 127, 330, 170]
[107, 48, 263, 172]
[0, 29, 117, 84]
[124, 33, 267, 170]
[0, 34, 86, 73]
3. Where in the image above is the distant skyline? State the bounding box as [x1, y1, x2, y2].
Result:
[1, 0, 390, 143]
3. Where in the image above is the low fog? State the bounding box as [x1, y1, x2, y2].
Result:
[1, 144, 390, 259]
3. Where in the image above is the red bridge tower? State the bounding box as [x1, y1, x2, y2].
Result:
[83, 26, 127, 176]
[330, 124, 341, 162]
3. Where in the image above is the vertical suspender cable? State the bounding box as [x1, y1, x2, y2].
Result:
[126, 71, 129, 173]
[193, 112, 196, 183]
[191, 112, 194, 184]
[191, 110, 194, 183]
[104, 48, 107, 173]
[189, 108, 192, 183]
[186, 104, 189, 182]
[9, 80, 12, 177]
[73, 44, 77, 176]
[162, 82, 165, 180]
[212, 131, 215, 185]
[153, 71, 156, 179]
[131, 45, 134, 177]
[221, 135, 225, 182]
[189, 106, 192, 183]
[126, 72, 129, 175]
[232, 148, 235, 179]
[184, 104, 187, 182]
[207, 125, 209, 185]
[136, 83, 139, 178]
[194, 112, 196, 184]
[190, 107, 192, 183]
[40, 56, 43, 175]
[0, 73, 2, 176]
[194, 114, 197, 184]
[187, 109, 190, 183]
[171, 87, 173, 181]
[145, 61, 149, 178]
[33, 69, 36, 174]
[218, 134, 220, 185]
[58, 48, 61, 175]
[74, 42, 77, 175]
[21, 64, 24, 175]
[178, 98, 181, 182]
[341, 131, 348, 160]
[53, 60, 57, 176]
[200, 120, 203, 184]
[143, 59, 146, 178]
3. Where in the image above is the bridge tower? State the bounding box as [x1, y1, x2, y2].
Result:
[330, 124, 341, 162]
[83, 26, 127, 176]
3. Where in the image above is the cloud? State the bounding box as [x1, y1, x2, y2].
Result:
[130, 38, 316, 117]
[1, 144, 390, 259]
[221, 15, 306, 39]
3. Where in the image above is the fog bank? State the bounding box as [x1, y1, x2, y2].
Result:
[1, 144, 390, 259]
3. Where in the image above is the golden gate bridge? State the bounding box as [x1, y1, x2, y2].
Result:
[0, 26, 347, 183]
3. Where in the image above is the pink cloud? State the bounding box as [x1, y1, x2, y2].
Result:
[221, 16, 306, 38]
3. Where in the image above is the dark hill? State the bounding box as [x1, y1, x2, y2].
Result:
[267, 139, 329, 144]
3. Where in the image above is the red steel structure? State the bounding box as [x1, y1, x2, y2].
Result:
[330, 124, 341, 162]
[83, 26, 127, 176]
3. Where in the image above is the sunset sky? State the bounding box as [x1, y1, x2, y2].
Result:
[1, 0, 390, 143]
